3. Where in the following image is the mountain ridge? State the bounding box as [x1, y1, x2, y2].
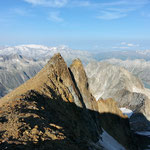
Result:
[0, 53, 136, 150]
[0, 45, 94, 98]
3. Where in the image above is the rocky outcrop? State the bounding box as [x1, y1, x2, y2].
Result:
[69, 59, 97, 110]
[0, 54, 137, 150]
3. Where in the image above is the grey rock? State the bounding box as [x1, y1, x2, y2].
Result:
[105, 58, 150, 89]
[85, 61, 150, 130]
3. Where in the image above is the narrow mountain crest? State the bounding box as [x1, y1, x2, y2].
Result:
[70, 58, 96, 110]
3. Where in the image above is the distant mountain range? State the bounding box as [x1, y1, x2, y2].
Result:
[1, 44, 150, 98]
[0, 54, 45, 97]
[93, 49, 150, 61]
[1, 44, 150, 97]
[0, 45, 94, 97]
[104, 59, 150, 89]
[0, 44, 93, 64]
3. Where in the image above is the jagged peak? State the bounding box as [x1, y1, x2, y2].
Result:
[70, 58, 96, 110]
[42, 53, 75, 88]
[70, 58, 86, 72]
[70, 58, 88, 90]
[0, 53, 83, 107]
[71, 58, 82, 65]
[49, 53, 62, 61]
[46, 53, 64, 66]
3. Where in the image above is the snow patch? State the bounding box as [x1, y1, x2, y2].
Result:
[98, 128, 126, 150]
[20, 44, 49, 50]
[120, 108, 133, 118]
[136, 131, 150, 137]
[95, 92, 104, 101]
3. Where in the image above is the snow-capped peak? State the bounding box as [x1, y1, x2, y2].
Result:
[0, 44, 92, 64]
[16, 44, 49, 50]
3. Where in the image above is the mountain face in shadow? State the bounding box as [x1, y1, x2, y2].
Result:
[0, 53, 137, 150]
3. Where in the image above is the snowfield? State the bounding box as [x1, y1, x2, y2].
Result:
[136, 131, 150, 137]
[120, 108, 133, 118]
[98, 129, 126, 150]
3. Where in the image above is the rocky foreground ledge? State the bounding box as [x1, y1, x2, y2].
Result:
[0, 53, 137, 150]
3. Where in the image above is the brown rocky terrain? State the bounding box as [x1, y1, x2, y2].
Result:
[0, 53, 137, 150]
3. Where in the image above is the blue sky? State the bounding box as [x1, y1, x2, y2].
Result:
[0, 0, 150, 51]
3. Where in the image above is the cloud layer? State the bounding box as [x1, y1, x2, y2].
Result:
[23, 0, 150, 20]
[113, 42, 140, 49]
[48, 11, 63, 22]
[19, 0, 150, 20]
[95, 0, 149, 20]
[24, 0, 68, 7]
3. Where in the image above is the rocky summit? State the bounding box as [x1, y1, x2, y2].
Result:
[0, 53, 137, 150]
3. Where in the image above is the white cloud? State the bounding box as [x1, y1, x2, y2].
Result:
[13, 8, 27, 16]
[93, 0, 149, 20]
[22, 0, 150, 20]
[121, 42, 126, 45]
[12, 8, 33, 16]
[24, 0, 149, 9]
[96, 10, 127, 20]
[71, 1, 91, 7]
[113, 42, 140, 49]
[121, 42, 139, 47]
[127, 43, 134, 47]
[100, 0, 149, 7]
[127, 43, 139, 47]
[112, 46, 129, 49]
[48, 11, 63, 22]
[24, 0, 68, 7]
[141, 11, 150, 18]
